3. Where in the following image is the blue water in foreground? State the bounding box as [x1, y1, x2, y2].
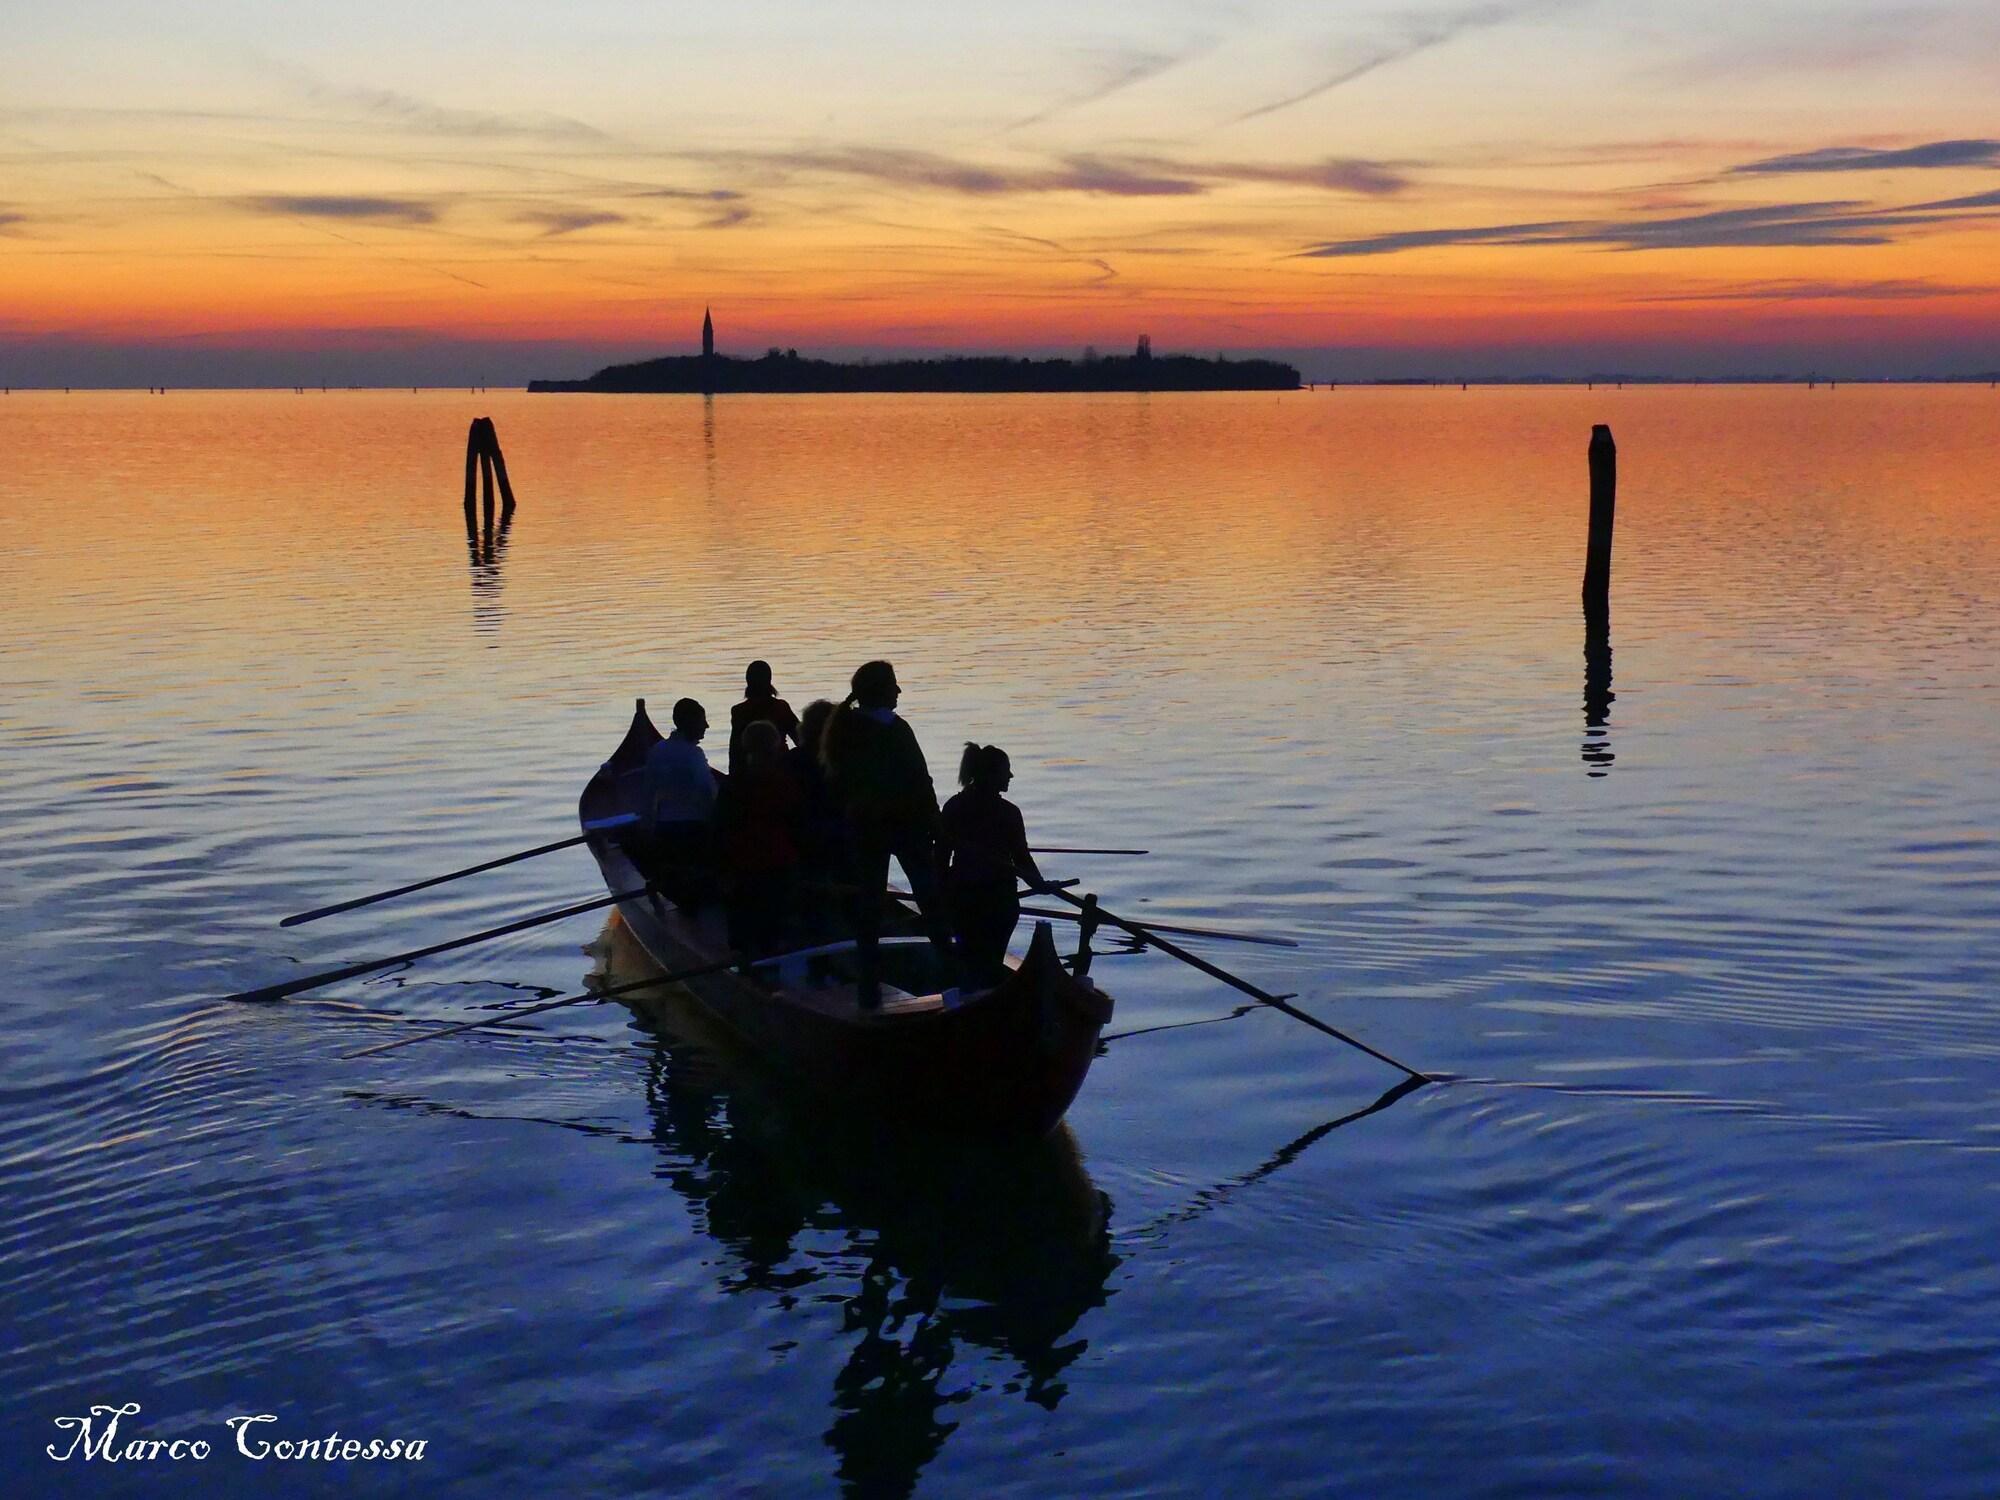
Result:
[3, 388, 1998, 1497]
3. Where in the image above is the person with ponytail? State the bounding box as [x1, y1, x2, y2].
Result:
[939, 743, 1047, 983]
[819, 660, 957, 1007]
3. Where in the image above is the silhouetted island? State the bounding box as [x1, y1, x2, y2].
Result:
[529, 311, 1299, 394]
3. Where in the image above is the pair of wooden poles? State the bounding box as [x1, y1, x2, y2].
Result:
[463, 417, 517, 532]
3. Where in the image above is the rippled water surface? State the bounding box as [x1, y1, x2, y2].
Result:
[4, 388, 1999, 1497]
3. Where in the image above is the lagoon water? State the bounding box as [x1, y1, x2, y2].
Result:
[3, 387, 1998, 1497]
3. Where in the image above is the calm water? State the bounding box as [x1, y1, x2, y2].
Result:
[4, 388, 1998, 1497]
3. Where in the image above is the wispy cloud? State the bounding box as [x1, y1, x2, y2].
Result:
[1731, 139, 2000, 175]
[262, 57, 611, 145]
[0, 210, 28, 234]
[1910, 187, 2000, 210]
[702, 203, 753, 229]
[1008, 39, 1220, 131]
[1172, 157, 1409, 195]
[1231, 1, 1575, 124]
[1299, 193, 2000, 256]
[635, 187, 745, 202]
[240, 194, 439, 225]
[515, 209, 625, 237]
[701, 145, 1199, 196]
[1636, 278, 1995, 303]
[697, 144, 1406, 198]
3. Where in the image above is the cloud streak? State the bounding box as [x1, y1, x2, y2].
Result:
[1299, 193, 2000, 257]
[1007, 38, 1220, 130]
[1636, 278, 1995, 303]
[515, 209, 625, 237]
[1731, 139, 2000, 175]
[1231, 1, 1573, 124]
[699, 145, 1406, 198]
[240, 195, 439, 225]
[264, 58, 611, 145]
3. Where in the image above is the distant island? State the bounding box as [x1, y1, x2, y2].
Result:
[528, 310, 1299, 394]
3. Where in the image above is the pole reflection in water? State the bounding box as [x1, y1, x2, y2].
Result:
[466, 507, 513, 639]
[591, 918, 1118, 1500]
[1582, 598, 1613, 776]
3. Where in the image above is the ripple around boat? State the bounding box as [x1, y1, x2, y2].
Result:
[581, 698, 1114, 1136]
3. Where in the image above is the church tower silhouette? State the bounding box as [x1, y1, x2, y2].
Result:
[701, 306, 714, 358]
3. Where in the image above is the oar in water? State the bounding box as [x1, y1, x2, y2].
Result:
[280, 813, 638, 927]
[1027, 846, 1149, 856]
[1046, 887, 1427, 1082]
[224, 886, 651, 1005]
[1016, 904, 1296, 952]
[344, 948, 771, 1060]
[878, 883, 1293, 949]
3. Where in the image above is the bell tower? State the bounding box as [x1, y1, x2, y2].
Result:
[701, 306, 714, 358]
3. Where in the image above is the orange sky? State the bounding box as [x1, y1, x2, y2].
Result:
[3, 1, 1998, 381]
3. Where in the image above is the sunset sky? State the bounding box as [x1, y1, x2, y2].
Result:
[4, 0, 1998, 384]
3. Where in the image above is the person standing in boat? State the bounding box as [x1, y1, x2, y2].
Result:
[715, 719, 804, 966]
[645, 697, 720, 907]
[939, 743, 1048, 985]
[819, 660, 957, 1008]
[728, 659, 801, 776]
[786, 698, 844, 936]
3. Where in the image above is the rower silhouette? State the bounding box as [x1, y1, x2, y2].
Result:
[819, 661, 957, 1007]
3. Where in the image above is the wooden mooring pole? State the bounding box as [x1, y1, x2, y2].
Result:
[1583, 424, 1615, 610]
[1582, 423, 1617, 775]
[462, 417, 518, 531]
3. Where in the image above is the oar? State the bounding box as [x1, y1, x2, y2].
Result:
[344, 964, 736, 1056]
[877, 883, 1294, 948]
[1028, 846, 1149, 856]
[224, 886, 652, 1004]
[280, 813, 638, 927]
[1046, 887, 1427, 1081]
[1016, 904, 1296, 952]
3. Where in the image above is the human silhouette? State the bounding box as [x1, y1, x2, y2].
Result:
[786, 698, 844, 936]
[644, 697, 720, 906]
[729, 659, 801, 775]
[819, 661, 957, 1007]
[939, 744, 1047, 985]
[715, 720, 804, 964]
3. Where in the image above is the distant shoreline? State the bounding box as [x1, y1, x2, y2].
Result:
[8, 377, 1999, 394]
[527, 350, 1300, 394]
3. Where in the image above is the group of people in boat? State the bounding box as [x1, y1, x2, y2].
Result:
[636, 658, 1052, 1008]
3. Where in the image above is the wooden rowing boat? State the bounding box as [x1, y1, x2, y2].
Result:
[578, 699, 1113, 1137]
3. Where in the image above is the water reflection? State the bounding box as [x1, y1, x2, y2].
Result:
[465, 507, 513, 638]
[1582, 599, 1614, 776]
[595, 920, 1118, 1499]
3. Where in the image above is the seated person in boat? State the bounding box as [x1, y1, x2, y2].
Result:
[728, 659, 801, 776]
[940, 743, 1048, 985]
[644, 697, 720, 906]
[714, 720, 803, 964]
[820, 660, 958, 1008]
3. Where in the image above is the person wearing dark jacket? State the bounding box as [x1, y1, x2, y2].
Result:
[939, 742, 1047, 984]
[714, 719, 803, 965]
[728, 659, 801, 776]
[819, 660, 956, 1007]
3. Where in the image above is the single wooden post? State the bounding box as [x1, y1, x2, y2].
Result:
[1583, 424, 1616, 609]
[479, 445, 497, 532]
[487, 433, 517, 520]
[463, 419, 482, 529]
